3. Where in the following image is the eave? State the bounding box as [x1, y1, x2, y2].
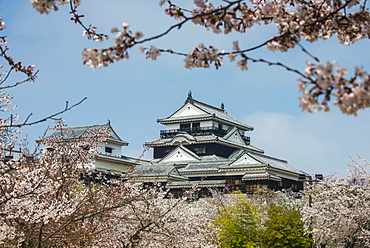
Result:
[157, 115, 253, 131]
[166, 180, 226, 189]
[105, 138, 129, 146]
[95, 153, 135, 166]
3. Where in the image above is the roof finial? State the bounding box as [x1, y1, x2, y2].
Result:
[221, 103, 225, 110]
[185, 90, 194, 104]
[107, 119, 111, 125]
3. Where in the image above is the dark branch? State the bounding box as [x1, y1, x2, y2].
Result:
[297, 43, 320, 62]
[3, 97, 87, 128]
[132, 1, 243, 46]
[1, 70, 39, 89]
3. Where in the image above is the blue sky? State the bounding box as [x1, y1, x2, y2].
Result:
[1, 0, 370, 178]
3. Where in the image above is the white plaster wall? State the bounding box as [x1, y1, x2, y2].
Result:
[201, 120, 213, 127]
[210, 121, 229, 130]
[166, 123, 179, 130]
[165, 150, 196, 162]
[95, 159, 131, 172]
[175, 105, 205, 117]
[97, 142, 122, 157]
[227, 131, 242, 143]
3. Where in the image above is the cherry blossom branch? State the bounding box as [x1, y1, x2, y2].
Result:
[68, 1, 108, 42]
[1, 70, 39, 89]
[82, 0, 362, 68]
[29, 0, 370, 115]
[2, 97, 87, 128]
[297, 43, 320, 63]
[0, 46, 36, 80]
[135, 1, 243, 46]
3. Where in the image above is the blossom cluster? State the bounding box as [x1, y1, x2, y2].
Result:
[299, 61, 370, 115]
[184, 43, 223, 69]
[82, 22, 143, 69]
[165, 4, 184, 20]
[143, 46, 161, 60]
[30, 0, 82, 14]
[81, 25, 109, 42]
[187, 0, 369, 49]
[0, 15, 5, 31]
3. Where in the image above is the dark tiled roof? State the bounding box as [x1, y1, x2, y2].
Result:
[242, 172, 282, 181]
[166, 180, 226, 188]
[248, 152, 301, 174]
[133, 163, 188, 180]
[48, 122, 128, 146]
[192, 99, 253, 130]
[96, 153, 136, 165]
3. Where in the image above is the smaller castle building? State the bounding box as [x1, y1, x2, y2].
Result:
[45, 122, 136, 176]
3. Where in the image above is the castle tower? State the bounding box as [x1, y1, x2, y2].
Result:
[137, 92, 304, 197]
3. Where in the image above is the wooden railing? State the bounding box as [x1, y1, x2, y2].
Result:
[160, 126, 227, 138]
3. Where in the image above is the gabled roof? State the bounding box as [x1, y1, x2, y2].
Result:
[157, 92, 253, 131]
[228, 152, 262, 167]
[246, 151, 302, 174]
[178, 154, 230, 172]
[48, 121, 129, 146]
[223, 127, 247, 146]
[242, 172, 282, 181]
[159, 145, 200, 163]
[133, 163, 188, 181]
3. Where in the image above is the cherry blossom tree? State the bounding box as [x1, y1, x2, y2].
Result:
[106, 189, 218, 248]
[27, 0, 370, 115]
[0, 119, 217, 246]
[302, 157, 370, 248]
[0, 16, 219, 247]
[0, 109, 217, 247]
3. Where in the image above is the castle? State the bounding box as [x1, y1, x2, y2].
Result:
[46, 92, 304, 196]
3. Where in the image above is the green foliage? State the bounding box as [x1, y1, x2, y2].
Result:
[261, 203, 312, 248]
[212, 193, 313, 248]
[212, 194, 261, 247]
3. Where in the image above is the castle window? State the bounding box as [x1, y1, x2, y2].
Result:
[194, 146, 206, 154]
[105, 147, 113, 153]
[192, 122, 200, 129]
[180, 123, 190, 131]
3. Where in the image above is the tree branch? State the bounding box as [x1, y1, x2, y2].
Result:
[2, 97, 87, 128]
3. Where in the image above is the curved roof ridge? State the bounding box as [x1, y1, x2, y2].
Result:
[49, 122, 128, 145]
[248, 150, 288, 163]
[192, 99, 226, 114]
